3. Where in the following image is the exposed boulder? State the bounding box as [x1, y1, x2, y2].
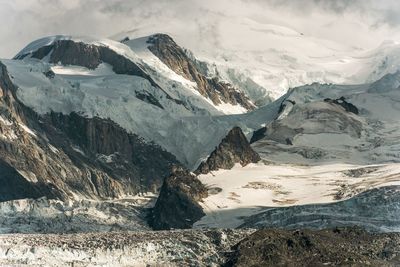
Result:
[224, 227, 400, 267]
[147, 34, 255, 111]
[43, 70, 55, 79]
[149, 166, 208, 230]
[196, 127, 260, 174]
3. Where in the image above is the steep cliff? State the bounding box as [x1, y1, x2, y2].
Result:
[149, 166, 208, 230]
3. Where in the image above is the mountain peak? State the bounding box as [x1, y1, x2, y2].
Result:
[195, 126, 260, 174]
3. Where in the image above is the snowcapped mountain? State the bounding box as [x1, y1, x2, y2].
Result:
[115, 21, 400, 105]
[1, 28, 400, 255]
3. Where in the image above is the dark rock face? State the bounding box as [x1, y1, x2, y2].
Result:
[250, 126, 267, 144]
[44, 112, 179, 194]
[134, 91, 164, 109]
[196, 127, 260, 174]
[147, 34, 254, 110]
[324, 96, 359, 114]
[224, 227, 400, 267]
[0, 159, 47, 201]
[149, 166, 208, 230]
[49, 40, 101, 69]
[278, 99, 296, 114]
[14, 45, 53, 60]
[0, 61, 181, 201]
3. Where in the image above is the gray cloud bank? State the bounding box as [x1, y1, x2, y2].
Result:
[1, 0, 400, 58]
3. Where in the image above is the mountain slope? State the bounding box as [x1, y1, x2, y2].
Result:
[0, 60, 180, 202]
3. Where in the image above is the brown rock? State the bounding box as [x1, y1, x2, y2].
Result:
[195, 126, 260, 174]
[149, 166, 208, 230]
[225, 227, 400, 267]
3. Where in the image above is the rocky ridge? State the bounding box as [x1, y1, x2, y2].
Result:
[146, 34, 255, 111]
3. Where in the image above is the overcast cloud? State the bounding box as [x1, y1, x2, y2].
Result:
[1, 0, 400, 58]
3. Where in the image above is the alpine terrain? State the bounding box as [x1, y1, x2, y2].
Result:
[1, 11, 400, 266]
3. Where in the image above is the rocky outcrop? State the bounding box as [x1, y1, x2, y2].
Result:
[147, 34, 255, 111]
[195, 127, 260, 174]
[324, 96, 359, 114]
[134, 91, 163, 109]
[224, 227, 400, 267]
[149, 166, 208, 230]
[250, 126, 267, 143]
[0, 229, 252, 266]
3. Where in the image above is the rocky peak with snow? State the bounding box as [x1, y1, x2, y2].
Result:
[145, 33, 255, 111]
[14, 38, 158, 86]
[196, 126, 260, 174]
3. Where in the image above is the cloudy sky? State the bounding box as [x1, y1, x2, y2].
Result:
[1, 0, 400, 58]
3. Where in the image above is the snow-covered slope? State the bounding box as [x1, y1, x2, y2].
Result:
[196, 163, 400, 229]
[192, 71, 400, 229]
[15, 35, 253, 115]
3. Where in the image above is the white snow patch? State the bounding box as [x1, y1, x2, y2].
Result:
[18, 123, 37, 137]
[48, 144, 59, 154]
[195, 162, 400, 228]
[51, 63, 115, 76]
[71, 145, 85, 156]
